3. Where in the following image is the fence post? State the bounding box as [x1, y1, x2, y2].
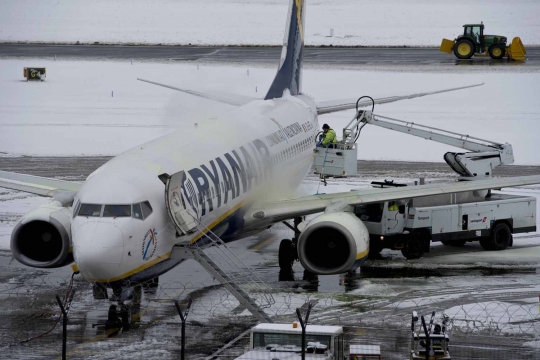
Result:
[175, 298, 193, 360]
[296, 303, 313, 360]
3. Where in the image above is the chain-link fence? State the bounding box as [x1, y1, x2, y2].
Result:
[0, 271, 539, 359]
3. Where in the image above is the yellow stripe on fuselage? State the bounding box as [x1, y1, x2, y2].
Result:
[88, 251, 172, 283]
[190, 201, 245, 244]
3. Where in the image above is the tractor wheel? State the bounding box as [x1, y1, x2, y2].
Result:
[489, 45, 506, 59]
[454, 39, 475, 59]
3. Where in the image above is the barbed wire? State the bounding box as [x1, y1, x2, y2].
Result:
[1, 271, 539, 359]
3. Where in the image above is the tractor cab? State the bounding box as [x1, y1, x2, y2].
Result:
[462, 24, 484, 46]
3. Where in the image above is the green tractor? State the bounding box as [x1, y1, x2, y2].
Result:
[440, 23, 526, 61]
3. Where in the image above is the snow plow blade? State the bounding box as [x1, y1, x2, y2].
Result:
[440, 38, 455, 54]
[508, 37, 526, 61]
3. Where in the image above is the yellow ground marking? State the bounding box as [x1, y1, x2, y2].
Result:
[249, 235, 278, 253]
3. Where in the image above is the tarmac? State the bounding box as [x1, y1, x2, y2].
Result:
[1, 43, 539, 67]
[0, 157, 539, 359]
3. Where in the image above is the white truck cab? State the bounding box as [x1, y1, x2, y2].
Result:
[236, 323, 345, 360]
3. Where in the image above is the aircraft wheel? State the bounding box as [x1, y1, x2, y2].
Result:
[278, 239, 294, 271]
[489, 44, 506, 59]
[105, 305, 121, 329]
[401, 237, 425, 259]
[490, 223, 512, 250]
[454, 39, 475, 59]
[441, 240, 467, 247]
[120, 306, 132, 330]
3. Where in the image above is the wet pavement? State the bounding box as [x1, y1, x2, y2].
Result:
[0, 157, 539, 359]
[1, 44, 539, 68]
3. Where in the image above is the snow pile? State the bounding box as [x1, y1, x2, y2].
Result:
[1, 59, 539, 164]
[0, 0, 539, 46]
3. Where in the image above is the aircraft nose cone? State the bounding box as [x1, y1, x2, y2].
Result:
[73, 221, 125, 281]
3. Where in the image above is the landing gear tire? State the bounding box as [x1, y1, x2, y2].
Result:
[121, 306, 132, 330]
[279, 239, 294, 271]
[105, 305, 121, 329]
[489, 44, 506, 59]
[454, 39, 475, 59]
[401, 237, 425, 260]
[441, 240, 467, 247]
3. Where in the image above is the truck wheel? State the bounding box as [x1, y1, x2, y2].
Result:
[479, 237, 494, 250]
[368, 242, 383, 258]
[441, 240, 467, 247]
[279, 239, 294, 271]
[454, 39, 475, 59]
[401, 237, 425, 259]
[489, 45, 506, 59]
[490, 223, 512, 250]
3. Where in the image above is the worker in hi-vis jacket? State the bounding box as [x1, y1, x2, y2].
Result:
[318, 123, 337, 148]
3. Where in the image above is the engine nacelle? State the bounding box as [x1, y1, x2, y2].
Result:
[297, 212, 369, 275]
[11, 200, 73, 268]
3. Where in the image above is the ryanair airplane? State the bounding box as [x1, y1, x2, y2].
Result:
[1, 0, 539, 321]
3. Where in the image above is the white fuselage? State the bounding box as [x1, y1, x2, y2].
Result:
[71, 94, 319, 284]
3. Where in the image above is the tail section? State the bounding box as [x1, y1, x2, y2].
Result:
[265, 0, 306, 100]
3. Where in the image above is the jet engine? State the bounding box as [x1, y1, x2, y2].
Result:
[297, 212, 369, 275]
[11, 200, 73, 268]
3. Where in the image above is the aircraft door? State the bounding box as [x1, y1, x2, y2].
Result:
[164, 171, 199, 235]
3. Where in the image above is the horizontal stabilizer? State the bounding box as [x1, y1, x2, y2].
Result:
[316, 83, 484, 115]
[137, 78, 257, 106]
[0, 170, 81, 197]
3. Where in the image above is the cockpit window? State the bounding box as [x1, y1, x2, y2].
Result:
[78, 204, 102, 217]
[132, 203, 143, 219]
[141, 201, 153, 218]
[103, 205, 131, 217]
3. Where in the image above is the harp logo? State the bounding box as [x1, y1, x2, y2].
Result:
[142, 228, 158, 261]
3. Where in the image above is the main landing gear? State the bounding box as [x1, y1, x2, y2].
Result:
[278, 217, 303, 272]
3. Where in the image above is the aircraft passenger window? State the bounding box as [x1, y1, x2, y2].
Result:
[103, 205, 131, 217]
[132, 203, 143, 220]
[78, 204, 102, 217]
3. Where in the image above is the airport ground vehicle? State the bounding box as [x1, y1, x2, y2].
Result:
[410, 311, 451, 360]
[236, 323, 344, 360]
[439, 23, 526, 60]
[358, 182, 536, 259]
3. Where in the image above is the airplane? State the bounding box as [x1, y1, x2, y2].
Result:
[1, 0, 539, 326]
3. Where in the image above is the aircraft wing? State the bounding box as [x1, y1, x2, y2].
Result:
[245, 175, 540, 225]
[0, 171, 81, 197]
[315, 83, 484, 115]
[137, 78, 257, 106]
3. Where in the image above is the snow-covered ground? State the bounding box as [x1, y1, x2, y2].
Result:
[1, 59, 539, 163]
[1, 0, 539, 46]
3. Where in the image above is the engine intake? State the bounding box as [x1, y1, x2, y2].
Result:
[11, 200, 73, 268]
[297, 212, 369, 275]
